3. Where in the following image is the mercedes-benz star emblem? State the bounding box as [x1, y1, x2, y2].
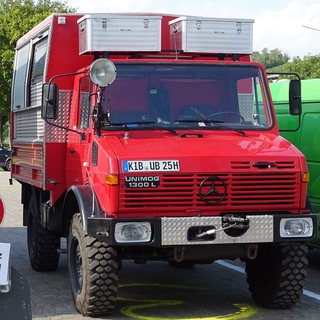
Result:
[199, 176, 227, 205]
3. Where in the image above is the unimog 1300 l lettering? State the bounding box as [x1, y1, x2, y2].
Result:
[10, 13, 318, 316]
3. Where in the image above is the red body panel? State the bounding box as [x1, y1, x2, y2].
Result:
[81, 130, 306, 217]
[46, 16, 93, 89]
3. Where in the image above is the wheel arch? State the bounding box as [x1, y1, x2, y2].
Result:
[62, 185, 102, 237]
[305, 196, 312, 212]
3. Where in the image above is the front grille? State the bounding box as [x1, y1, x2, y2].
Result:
[119, 170, 300, 214]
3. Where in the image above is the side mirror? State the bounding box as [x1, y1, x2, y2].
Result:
[41, 83, 58, 120]
[289, 79, 301, 115]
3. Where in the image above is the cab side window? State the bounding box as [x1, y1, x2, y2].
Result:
[32, 40, 47, 81]
[12, 42, 30, 110]
[29, 37, 48, 107]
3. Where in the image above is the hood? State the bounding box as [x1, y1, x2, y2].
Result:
[101, 130, 302, 174]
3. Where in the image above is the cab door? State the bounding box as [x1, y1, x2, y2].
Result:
[66, 75, 92, 186]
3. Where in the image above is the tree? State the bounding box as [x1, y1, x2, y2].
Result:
[283, 55, 320, 79]
[252, 48, 320, 80]
[252, 48, 290, 70]
[0, 0, 76, 145]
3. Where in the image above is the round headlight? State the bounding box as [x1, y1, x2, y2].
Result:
[89, 58, 116, 87]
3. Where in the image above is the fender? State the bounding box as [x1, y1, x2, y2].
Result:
[62, 185, 102, 234]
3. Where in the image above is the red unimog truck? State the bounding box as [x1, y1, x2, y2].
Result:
[10, 13, 318, 316]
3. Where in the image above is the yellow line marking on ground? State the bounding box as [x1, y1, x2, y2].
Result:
[118, 283, 257, 320]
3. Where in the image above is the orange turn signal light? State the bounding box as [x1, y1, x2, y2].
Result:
[105, 175, 119, 185]
[301, 172, 309, 183]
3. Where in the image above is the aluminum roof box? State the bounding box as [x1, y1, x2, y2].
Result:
[169, 16, 254, 54]
[78, 14, 162, 54]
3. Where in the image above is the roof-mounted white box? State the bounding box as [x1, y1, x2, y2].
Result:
[169, 16, 254, 54]
[78, 14, 162, 54]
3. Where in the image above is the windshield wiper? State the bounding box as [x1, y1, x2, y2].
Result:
[173, 119, 245, 136]
[109, 121, 177, 135]
[211, 121, 245, 136]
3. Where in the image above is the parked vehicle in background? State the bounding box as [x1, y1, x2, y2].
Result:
[10, 13, 318, 317]
[271, 78, 320, 247]
[271, 79, 320, 212]
[0, 147, 11, 171]
[270, 79, 320, 248]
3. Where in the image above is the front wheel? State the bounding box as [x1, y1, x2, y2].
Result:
[68, 213, 119, 316]
[245, 243, 308, 308]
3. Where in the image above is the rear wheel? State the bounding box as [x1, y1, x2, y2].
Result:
[27, 197, 60, 271]
[68, 213, 118, 316]
[245, 243, 308, 308]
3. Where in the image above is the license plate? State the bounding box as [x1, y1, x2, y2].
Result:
[122, 160, 180, 172]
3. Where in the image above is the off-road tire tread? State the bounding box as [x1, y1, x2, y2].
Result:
[245, 244, 308, 308]
[27, 199, 60, 271]
[68, 213, 118, 317]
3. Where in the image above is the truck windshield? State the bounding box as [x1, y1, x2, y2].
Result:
[100, 63, 272, 130]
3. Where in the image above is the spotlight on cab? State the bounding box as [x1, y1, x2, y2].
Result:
[89, 58, 117, 87]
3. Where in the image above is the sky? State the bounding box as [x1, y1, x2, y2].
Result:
[65, 0, 320, 58]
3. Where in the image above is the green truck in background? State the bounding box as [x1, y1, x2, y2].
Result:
[271, 79, 320, 247]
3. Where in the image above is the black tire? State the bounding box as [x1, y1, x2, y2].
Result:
[245, 243, 308, 308]
[27, 197, 60, 271]
[5, 158, 11, 171]
[68, 213, 118, 316]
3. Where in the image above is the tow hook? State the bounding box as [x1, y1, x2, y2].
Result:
[222, 214, 250, 237]
[194, 215, 250, 239]
[246, 244, 258, 260]
[174, 247, 185, 262]
[222, 215, 250, 229]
